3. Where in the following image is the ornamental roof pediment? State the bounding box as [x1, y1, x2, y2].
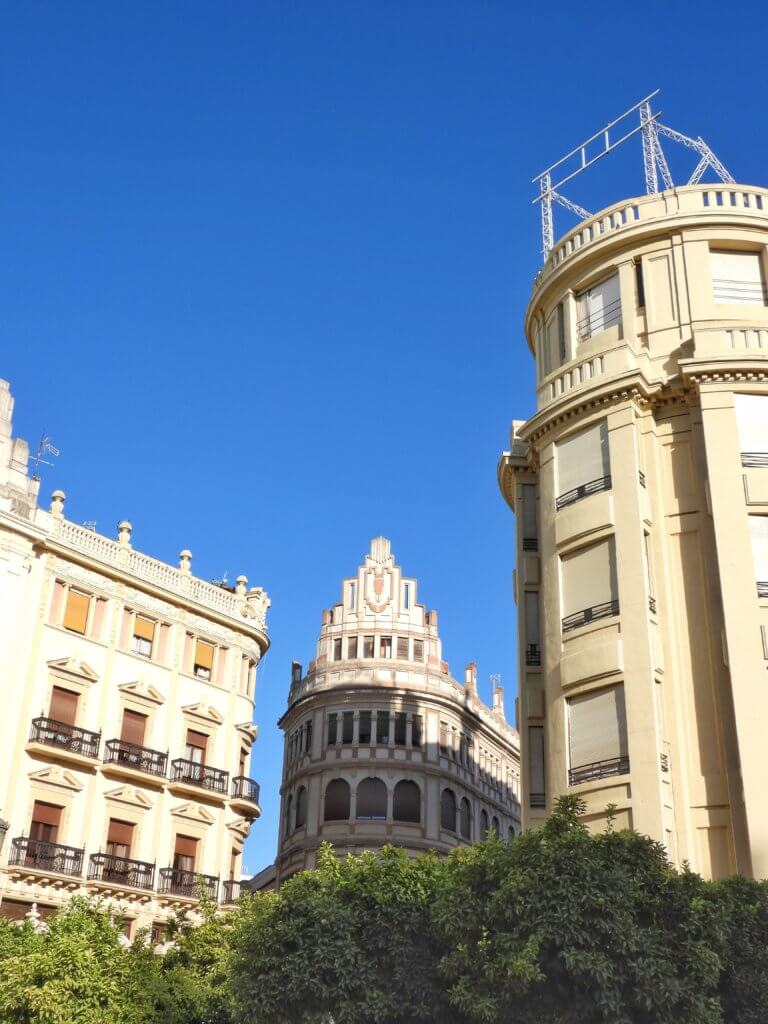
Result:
[28, 765, 83, 793]
[226, 816, 252, 841]
[103, 785, 154, 809]
[47, 657, 99, 684]
[181, 703, 224, 726]
[118, 679, 166, 706]
[236, 722, 258, 743]
[170, 802, 216, 825]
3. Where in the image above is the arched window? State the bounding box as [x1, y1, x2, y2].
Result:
[491, 815, 500, 835]
[508, 824, 517, 841]
[393, 780, 420, 823]
[441, 788, 456, 831]
[295, 787, 307, 829]
[480, 809, 489, 837]
[459, 797, 472, 840]
[284, 794, 292, 836]
[356, 777, 387, 820]
[324, 779, 350, 821]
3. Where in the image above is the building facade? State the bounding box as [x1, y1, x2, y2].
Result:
[498, 183, 768, 879]
[270, 537, 520, 883]
[0, 379, 269, 932]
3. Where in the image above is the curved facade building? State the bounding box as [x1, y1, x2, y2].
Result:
[272, 538, 520, 881]
[499, 184, 768, 879]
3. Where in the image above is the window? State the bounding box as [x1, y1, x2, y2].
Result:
[363, 636, 374, 658]
[358, 711, 372, 745]
[644, 533, 655, 612]
[528, 726, 545, 807]
[561, 537, 618, 632]
[735, 394, 768, 466]
[348, 582, 357, 608]
[394, 712, 407, 746]
[132, 616, 155, 658]
[380, 636, 392, 659]
[577, 272, 621, 341]
[411, 714, 422, 748]
[459, 797, 472, 840]
[347, 636, 358, 659]
[491, 816, 500, 835]
[393, 780, 420, 823]
[413, 640, 424, 661]
[324, 779, 350, 821]
[120, 709, 147, 747]
[294, 787, 307, 829]
[439, 722, 449, 756]
[63, 589, 90, 635]
[521, 484, 538, 550]
[185, 729, 207, 765]
[29, 801, 62, 844]
[710, 250, 767, 304]
[356, 778, 387, 820]
[49, 686, 78, 725]
[556, 420, 611, 508]
[524, 591, 540, 665]
[568, 684, 629, 785]
[440, 789, 456, 831]
[396, 636, 409, 659]
[749, 517, 768, 595]
[173, 835, 197, 874]
[333, 638, 342, 661]
[342, 712, 354, 744]
[106, 819, 134, 860]
[403, 583, 411, 609]
[376, 711, 390, 745]
[239, 748, 247, 777]
[284, 795, 292, 835]
[635, 260, 645, 308]
[544, 302, 566, 371]
[304, 721, 313, 753]
[327, 713, 338, 746]
[193, 640, 214, 680]
[480, 809, 489, 837]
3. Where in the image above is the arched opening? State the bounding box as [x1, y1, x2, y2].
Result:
[459, 797, 472, 840]
[294, 787, 307, 829]
[284, 794, 292, 837]
[392, 780, 420, 823]
[491, 815, 500, 835]
[323, 779, 350, 821]
[441, 788, 456, 832]
[356, 777, 387, 820]
[480, 809, 489, 837]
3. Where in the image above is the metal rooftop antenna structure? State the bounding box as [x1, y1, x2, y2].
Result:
[532, 90, 735, 260]
[30, 431, 60, 479]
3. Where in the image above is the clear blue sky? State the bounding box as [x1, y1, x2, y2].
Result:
[3, 1, 768, 872]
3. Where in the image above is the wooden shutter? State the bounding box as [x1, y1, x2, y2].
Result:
[49, 686, 78, 725]
[239, 748, 247, 776]
[133, 616, 155, 642]
[32, 801, 62, 828]
[734, 394, 768, 454]
[711, 251, 766, 304]
[568, 685, 628, 769]
[528, 726, 545, 793]
[397, 636, 409, 659]
[63, 590, 90, 634]
[194, 641, 214, 669]
[120, 710, 147, 746]
[174, 834, 198, 857]
[749, 516, 768, 581]
[186, 729, 207, 762]
[557, 421, 610, 495]
[107, 819, 134, 848]
[561, 538, 617, 617]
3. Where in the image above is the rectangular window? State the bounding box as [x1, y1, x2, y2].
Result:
[396, 636, 409, 659]
[193, 640, 214, 680]
[577, 272, 621, 341]
[380, 636, 392, 659]
[106, 819, 134, 859]
[62, 590, 90, 635]
[120, 709, 147, 746]
[342, 712, 354, 744]
[522, 484, 537, 549]
[358, 711, 372, 744]
[537, 318, 549, 377]
[710, 250, 767, 304]
[327, 712, 338, 746]
[749, 516, 768, 595]
[643, 533, 655, 611]
[132, 616, 155, 658]
[545, 303, 566, 371]
[49, 686, 78, 725]
[185, 729, 207, 764]
[413, 639, 424, 661]
[734, 394, 768, 465]
[635, 260, 645, 308]
[376, 711, 390, 745]
[394, 712, 407, 746]
[363, 636, 374, 658]
[528, 726, 545, 806]
[411, 714, 422, 748]
[347, 636, 358, 659]
[524, 591, 540, 665]
[29, 801, 62, 844]
[333, 638, 342, 661]
[348, 582, 357, 608]
[403, 583, 410, 609]
[568, 684, 629, 785]
[305, 721, 312, 753]
[561, 537, 618, 631]
[439, 722, 449, 755]
[556, 420, 611, 508]
[173, 834, 198, 873]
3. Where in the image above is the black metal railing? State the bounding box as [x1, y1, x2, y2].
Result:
[158, 867, 218, 901]
[562, 599, 620, 633]
[660, 752, 670, 774]
[29, 717, 100, 759]
[221, 879, 241, 904]
[529, 793, 545, 808]
[170, 758, 229, 794]
[522, 537, 538, 552]
[648, 596, 657, 614]
[525, 643, 541, 666]
[742, 452, 768, 468]
[88, 852, 155, 890]
[639, 470, 646, 487]
[9, 836, 84, 877]
[758, 582, 768, 600]
[568, 755, 630, 787]
[555, 474, 612, 511]
[231, 776, 260, 804]
[577, 297, 622, 342]
[712, 278, 768, 304]
[103, 739, 167, 778]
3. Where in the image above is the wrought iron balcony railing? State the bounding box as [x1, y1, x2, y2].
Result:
[103, 739, 167, 778]
[568, 755, 630, 787]
[9, 836, 84, 877]
[639, 470, 646, 487]
[562, 599, 620, 633]
[555, 474, 612, 511]
[529, 793, 545, 808]
[158, 867, 218, 901]
[742, 452, 768, 468]
[758, 581, 768, 600]
[29, 717, 100, 759]
[170, 758, 229, 794]
[88, 852, 155, 890]
[648, 595, 657, 614]
[231, 776, 260, 804]
[576, 296, 622, 343]
[221, 879, 241, 904]
[525, 643, 541, 666]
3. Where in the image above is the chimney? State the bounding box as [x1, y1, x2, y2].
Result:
[493, 685, 506, 720]
[291, 661, 303, 685]
[464, 662, 477, 699]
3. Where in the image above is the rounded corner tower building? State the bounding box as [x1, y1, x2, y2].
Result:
[273, 537, 521, 881]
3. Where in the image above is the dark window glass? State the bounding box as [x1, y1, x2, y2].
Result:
[342, 712, 354, 744]
[327, 713, 337, 746]
[363, 636, 374, 658]
[397, 637, 409, 659]
[324, 779, 350, 821]
[358, 711, 372, 745]
[411, 715, 422, 748]
[347, 636, 358, 659]
[441, 789, 456, 831]
[393, 781, 420, 823]
[333, 638, 342, 661]
[376, 711, 390, 745]
[413, 640, 424, 661]
[394, 713, 407, 746]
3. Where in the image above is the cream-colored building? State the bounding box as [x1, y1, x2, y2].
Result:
[0, 380, 269, 933]
[267, 537, 520, 883]
[498, 183, 768, 880]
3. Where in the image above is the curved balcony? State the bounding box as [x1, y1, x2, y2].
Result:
[103, 739, 167, 779]
[568, 755, 630, 787]
[158, 867, 218, 901]
[221, 879, 241, 905]
[9, 836, 84, 878]
[169, 758, 229, 797]
[230, 775, 260, 814]
[88, 852, 155, 891]
[28, 717, 100, 761]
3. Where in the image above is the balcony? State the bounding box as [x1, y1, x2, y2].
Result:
[221, 879, 242, 904]
[576, 297, 621, 343]
[562, 599, 620, 634]
[9, 836, 84, 878]
[742, 452, 768, 468]
[568, 755, 630, 787]
[758, 582, 768, 599]
[88, 852, 155, 891]
[103, 739, 167, 779]
[170, 758, 229, 795]
[231, 775, 260, 805]
[158, 867, 218, 901]
[29, 717, 100, 760]
[555, 474, 612, 511]
[525, 643, 541, 667]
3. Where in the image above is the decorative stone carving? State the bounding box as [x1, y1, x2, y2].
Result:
[28, 766, 83, 792]
[117, 680, 166, 706]
[103, 785, 153, 810]
[170, 802, 215, 825]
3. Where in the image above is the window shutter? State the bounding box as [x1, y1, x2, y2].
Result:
[195, 641, 214, 670]
[49, 686, 79, 725]
[524, 591, 539, 645]
[134, 616, 155, 642]
[49, 580, 66, 625]
[557, 421, 610, 496]
[710, 251, 767, 304]
[174, 834, 198, 866]
[561, 538, 617, 617]
[107, 819, 134, 847]
[32, 801, 62, 828]
[186, 729, 208, 762]
[749, 516, 768, 582]
[63, 591, 90, 634]
[568, 685, 628, 769]
[734, 394, 768, 454]
[522, 485, 537, 538]
[528, 727, 545, 793]
[120, 710, 147, 746]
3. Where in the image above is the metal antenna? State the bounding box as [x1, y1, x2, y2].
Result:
[532, 90, 734, 259]
[489, 673, 502, 688]
[31, 431, 60, 478]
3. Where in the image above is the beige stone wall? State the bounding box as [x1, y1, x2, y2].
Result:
[499, 185, 768, 879]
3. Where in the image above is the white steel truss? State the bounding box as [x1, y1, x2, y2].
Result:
[532, 90, 735, 259]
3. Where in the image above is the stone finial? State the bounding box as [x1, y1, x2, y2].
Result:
[493, 685, 506, 720]
[179, 549, 192, 573]
[291, 661, 303, 685]
[464, 662, 478, 699]
[49, 490, 66, 517]
[117, 520, 132, 547]
[235, 575, 248, 597]
[321, 609, 331, 626]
